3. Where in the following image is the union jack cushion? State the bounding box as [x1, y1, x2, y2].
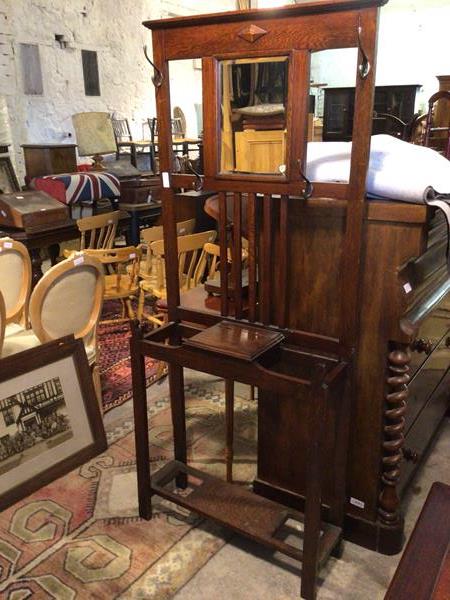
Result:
[32, 172, 120, 205]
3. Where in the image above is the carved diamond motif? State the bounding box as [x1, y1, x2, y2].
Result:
[237, 24, 268, 43]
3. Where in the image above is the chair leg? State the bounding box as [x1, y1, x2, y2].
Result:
[137, 288, 145, 322]
[225, 379, 234, 483]
[91, 363, 103, 415]
[125, 298, 135, 319]
[250, 385, 255, 402]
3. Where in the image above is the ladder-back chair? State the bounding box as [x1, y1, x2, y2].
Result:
[112, 117, 152, 167]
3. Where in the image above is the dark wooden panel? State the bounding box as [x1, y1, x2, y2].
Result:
[82, 50, 100, 96]
[385, 482, 450, 600]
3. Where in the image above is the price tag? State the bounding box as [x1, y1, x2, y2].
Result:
[350, 497, 365, 509]
[74, 256, 84, 266]
[162, 172, 170, 188]
[403, 282, 412, 294]
[3, 241, 13, 249]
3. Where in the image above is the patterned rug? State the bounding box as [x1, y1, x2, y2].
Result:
[0, 376, 257, 599]
[98, 301, 165, 413]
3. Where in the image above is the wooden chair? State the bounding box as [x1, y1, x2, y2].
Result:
[138, 218, 196, 280]
[63, 211, 120, 259]
[1, 254, 105, 406]
[112, 117, 152, 167]
[0, 237, 32, 335]
[84, 246, 142, 324]
[424, 91, 450, 159]
[138, 230, 217, 326]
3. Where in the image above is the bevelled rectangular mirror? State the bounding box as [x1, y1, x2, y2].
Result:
[219, 56, 288, 176]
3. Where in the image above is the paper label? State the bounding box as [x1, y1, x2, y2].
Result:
[162, 172, 170, 188]
[74, 256, 84, 266]
[403, 282, 412, 294]
[350, 497, 365, 509]
[16, 195, 24, 199]
[3, 241, 13, 248]
[129, 253, 136, 259]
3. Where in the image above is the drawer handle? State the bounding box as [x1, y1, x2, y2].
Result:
[403, 447, 420, 463]
[411, 338, 434, 355]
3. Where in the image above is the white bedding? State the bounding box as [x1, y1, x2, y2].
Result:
[306, 134, 450, 203]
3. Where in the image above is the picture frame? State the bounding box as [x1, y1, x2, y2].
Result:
[0, 336, 107, 511]
[0, 156, 20, 194]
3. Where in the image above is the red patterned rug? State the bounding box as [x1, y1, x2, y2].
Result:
[98, 301, 165, 413]
[0, 378, 256, 599]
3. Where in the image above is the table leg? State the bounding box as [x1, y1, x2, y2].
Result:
[30, 248, 44, 288]
[48, 244, 60, 266]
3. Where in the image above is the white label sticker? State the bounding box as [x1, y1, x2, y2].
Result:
[403, 282, 412, 294]
[3, 241, 13, 248]
[162, 172, 170, 188]
[349, 497, 365, 509]
[179, 228, 186, 234]
[16, 195, 24, 199]
[108, 219, 113, 224]
[74, 256, 84, 266]
[129, 253, 136, 259]
[1, 210, 6, 217]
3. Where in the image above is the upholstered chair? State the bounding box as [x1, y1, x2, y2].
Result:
[0, 237, 32, 335]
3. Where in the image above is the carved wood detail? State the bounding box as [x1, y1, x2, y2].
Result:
[237, 24, 268, 43]
[378, 344, 411, 526]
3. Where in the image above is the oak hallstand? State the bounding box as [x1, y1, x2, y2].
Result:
[131, 1, 387, 598]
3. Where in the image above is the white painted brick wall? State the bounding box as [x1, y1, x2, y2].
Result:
[0, 0, 235, 182]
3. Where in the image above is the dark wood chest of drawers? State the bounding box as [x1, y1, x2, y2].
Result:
[323, 84, 421, 141]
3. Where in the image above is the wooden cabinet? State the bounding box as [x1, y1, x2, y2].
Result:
[22, 144, 77, 180]
[323, 85, 420, 141]
[235, 129, 286, 173]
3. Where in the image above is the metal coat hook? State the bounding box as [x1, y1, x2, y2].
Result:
[298, 160, 313, 200]
[187, 160, 204, 192]
[357, 17, 371, 80]
[143, 45, 164, 88]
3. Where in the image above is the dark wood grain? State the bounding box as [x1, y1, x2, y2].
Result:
[385, 482, 450, 600]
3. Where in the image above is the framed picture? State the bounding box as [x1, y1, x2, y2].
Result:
[0, 156, 20, 194]
[0, 336, 106, 510]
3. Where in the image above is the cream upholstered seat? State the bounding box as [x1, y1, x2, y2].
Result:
[0, 237, 32, 334]
[2, 253, 105, 406]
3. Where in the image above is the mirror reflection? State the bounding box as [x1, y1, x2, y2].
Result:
[220, 56, 288, 175]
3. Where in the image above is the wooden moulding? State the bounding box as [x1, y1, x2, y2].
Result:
[151, 460, 342, 567]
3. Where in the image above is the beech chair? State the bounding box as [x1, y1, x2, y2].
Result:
[424, 91, 450, 159]
[1, 253, 105, 406]
[138, 230, 217, 326]
[63, 211, 120, 259]
[0, 237, 32, 335]
[83, 246, 142, 324]
[138, 218, 196, 280]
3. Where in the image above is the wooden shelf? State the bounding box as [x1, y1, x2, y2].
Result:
[152, 460, 342, 565]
